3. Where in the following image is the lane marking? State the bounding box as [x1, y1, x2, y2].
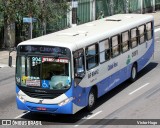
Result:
[129, 83, 149, 95]
[87, 111, 102, 119]
[14, 111, 30, 119]
[74, 111, 102, 127]
[154, 28, 160, 32]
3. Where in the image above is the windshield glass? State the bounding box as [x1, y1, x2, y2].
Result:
[16, 47, 71, 91]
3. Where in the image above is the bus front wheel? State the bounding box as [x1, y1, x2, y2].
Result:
[130, 64, 137, 82]
[87, 89, 96, 111]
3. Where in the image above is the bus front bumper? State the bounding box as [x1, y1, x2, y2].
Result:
[16, 97, 73, 114]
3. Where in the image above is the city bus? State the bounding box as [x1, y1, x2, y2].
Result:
[14, 14, 154, 114]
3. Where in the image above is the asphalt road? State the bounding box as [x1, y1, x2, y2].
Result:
[0, 27, 160, 128]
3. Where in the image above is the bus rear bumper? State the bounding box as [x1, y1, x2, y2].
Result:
[16, 97, 73, 114]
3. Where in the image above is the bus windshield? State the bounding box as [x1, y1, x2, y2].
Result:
[16, 46, 71, 91]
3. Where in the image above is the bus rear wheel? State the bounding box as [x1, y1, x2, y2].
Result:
[87, 89, 96, 111]
[130, 64, 137, 82]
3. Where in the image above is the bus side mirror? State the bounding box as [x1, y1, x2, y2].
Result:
[75, 72, 85, 79]
[8, 55, 12, 67]
[74, 72, 85, 87]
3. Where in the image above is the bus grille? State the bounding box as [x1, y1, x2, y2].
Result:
[23, 91, 62, 99]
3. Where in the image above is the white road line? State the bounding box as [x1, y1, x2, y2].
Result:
[87, 111, 102, 119]
[14, 111, 30, 119]
[74, 111, 102, 127]
[129, 83, 149, 95]
[154, 28, 160, 32]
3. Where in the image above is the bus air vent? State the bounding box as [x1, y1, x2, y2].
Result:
[106, 18, 121, 22]
[57, 32, 79, 36]
[57, 31, 88, 36]
[23, 90, 62, 99]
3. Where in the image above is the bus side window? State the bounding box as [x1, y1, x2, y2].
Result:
[121, 31, 129, 53]
[86, 44, 99, 70]
[130, 28, 138, 48]
[111, 35, 120, 57]
[73, 49, 85, 78]
[138, 25, 145, 44]
[146, 22, 153, 40]
[99, 39, 110, 63]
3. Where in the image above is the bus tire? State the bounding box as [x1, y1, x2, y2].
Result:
[130, 64, 137, 82]
[87, 88, 96, 111]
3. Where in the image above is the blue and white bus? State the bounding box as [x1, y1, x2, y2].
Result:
[15, 14, 154, 114]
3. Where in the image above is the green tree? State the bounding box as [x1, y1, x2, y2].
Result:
[0, 0, 69, 49]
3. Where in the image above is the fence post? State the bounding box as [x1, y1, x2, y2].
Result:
[90, 0, 96, 21]
[126, 0, 129, 13]
[140, 0, 143, 14]
[153, 0, 156, 12]
[110, 0, 114, 15]
[71, 0, 78, 27]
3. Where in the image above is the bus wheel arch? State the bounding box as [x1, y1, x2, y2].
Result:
[130, 62, 138, 82]
[86, 85, 98, 111]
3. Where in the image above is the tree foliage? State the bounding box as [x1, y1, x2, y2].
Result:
[0, 0, 70, 48]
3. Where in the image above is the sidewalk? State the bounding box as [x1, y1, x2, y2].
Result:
[0, 50, 16, 68]
[0, 11, 160, 68]
[147, 11, 160, 27]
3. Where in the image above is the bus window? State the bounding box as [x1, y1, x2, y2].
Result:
[111, 35, 120, 57]
[99, 39, 110, 63]
[74, 49, 85, 78]
[139, 25, 145, 44]
[130, 28, 138, 48]
[122, 31, 129, 53]
[146, 22, 152, 40]
[86, 44, 99, 70]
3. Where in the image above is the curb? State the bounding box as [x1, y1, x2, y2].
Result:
[0, 64, 15, 68]
[0, 64, 8, 68]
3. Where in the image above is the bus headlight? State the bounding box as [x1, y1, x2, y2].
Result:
[58, 97, 74, 107]
[17, 94, 26, 103]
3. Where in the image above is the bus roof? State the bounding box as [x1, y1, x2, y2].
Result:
[19, 14, 153, 51]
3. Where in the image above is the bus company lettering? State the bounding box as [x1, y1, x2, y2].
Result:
[40, 47, 60, 53]
[42, 57, 68, 63]
[108, 62, 118, 71]
[88, 69, 99, 79]
[132, 50, 138, 57]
